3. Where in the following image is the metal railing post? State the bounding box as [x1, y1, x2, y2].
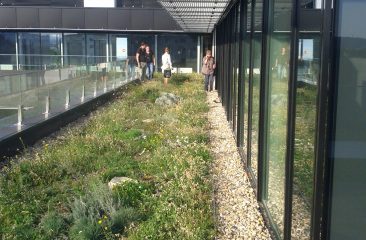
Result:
[114, 62, 117, 88]
[65, 89, 70, 109]
[45, 95, 50, 117]
[17, 105, 23, 127]
[104, 76, 107, 93]
[81, 84, 85, 102]
[94, 81, 97, 97]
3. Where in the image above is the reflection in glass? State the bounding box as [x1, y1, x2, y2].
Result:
[86, 34, 108, 65]
[264, 0, 292, 237]
[233, 6, 240, 134]
[243, 2, 251, 152]
[0, 32, 16, 70]
[41, 33, 62, 69]
[330, 1, 366, 239]
[301, 0, 322, 9]
[249, 0, 263, 180]
[18, 32, 41, 70]
[157, 34, 197, 71]
[291, 35, 320, 239]
[64, 33, 86, 66]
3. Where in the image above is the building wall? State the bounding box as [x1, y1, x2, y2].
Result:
[0, 6, 181, 31]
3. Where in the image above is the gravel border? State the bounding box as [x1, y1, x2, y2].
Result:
[207, 91, 272, 239]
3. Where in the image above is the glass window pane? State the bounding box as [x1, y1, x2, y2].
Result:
[330, 1, 366, 239]
[291, 34, 320, 239]
[250, 0, 263, 180]
[41, 33, 62, 69]
[243, 2, 251, 152]
[18, 32, 41, 70]
[64, 33, 86, 66]
[0, 32, 17, 70]
[86, 34, 108, 65]
[158, 34, 197, 71]
[264, 0, 293, 237]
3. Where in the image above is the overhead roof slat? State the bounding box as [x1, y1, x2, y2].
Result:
[157, 0, 230, 33]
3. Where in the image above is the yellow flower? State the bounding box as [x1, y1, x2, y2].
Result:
[98, 220, 102, 224]
[103, 215, 108, 219]
[104, 227, 108, 230]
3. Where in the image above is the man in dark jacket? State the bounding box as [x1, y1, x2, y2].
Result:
[136, 41, 147, 81]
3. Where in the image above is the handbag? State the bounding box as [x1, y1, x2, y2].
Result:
[164, 69, 172, 78]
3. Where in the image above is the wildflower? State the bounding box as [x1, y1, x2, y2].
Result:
[98, 220, 102, 224]
[103, 215, 108, 219]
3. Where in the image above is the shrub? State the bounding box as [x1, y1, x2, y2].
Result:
[112, 182, 152, 208]
[39, 211, 66, 238]
[170, 73, 190, 85]
[110, 207, 141, 234]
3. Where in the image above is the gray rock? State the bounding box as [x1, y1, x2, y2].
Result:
[155, 92, 181, 106]
[108, 177, 137, 189]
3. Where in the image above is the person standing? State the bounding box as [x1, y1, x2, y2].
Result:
[202, 50, 215, 92]
[275, 47, 289, 80]
[145, 45, 156, 80]
[136, 41, 147, 82]
[161, 47, 172, 85]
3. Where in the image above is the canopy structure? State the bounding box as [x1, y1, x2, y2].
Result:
[157, 0, 230, 33]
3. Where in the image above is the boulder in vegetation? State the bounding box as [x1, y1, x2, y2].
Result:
[108, 177, 138, 189]
[155, 92, 181, 106]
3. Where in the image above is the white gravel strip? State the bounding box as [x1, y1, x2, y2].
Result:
[207, 91, 272, 240]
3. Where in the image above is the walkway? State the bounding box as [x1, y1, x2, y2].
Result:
[207, 91, 272, 239]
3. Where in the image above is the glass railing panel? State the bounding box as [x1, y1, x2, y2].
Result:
[0, 59, 129, 137]
[0, 74, 22, 128]
[20, 71, 48, 122]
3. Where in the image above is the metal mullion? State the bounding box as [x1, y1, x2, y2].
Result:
[312, 0, 335, 239]
[237, 0, 246, 148]
[283, 0, 299, 237]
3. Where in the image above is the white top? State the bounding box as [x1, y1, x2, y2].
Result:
[161, 52, 172, 71]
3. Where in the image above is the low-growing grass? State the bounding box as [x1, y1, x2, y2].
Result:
[0, 74, 215, 239]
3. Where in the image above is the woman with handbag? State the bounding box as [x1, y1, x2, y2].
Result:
[161, 47, 172, 85]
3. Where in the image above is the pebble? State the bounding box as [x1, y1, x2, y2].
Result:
[207, 91, 272, 240]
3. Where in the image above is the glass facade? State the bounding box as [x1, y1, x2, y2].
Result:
[215, 0, 366, 239]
